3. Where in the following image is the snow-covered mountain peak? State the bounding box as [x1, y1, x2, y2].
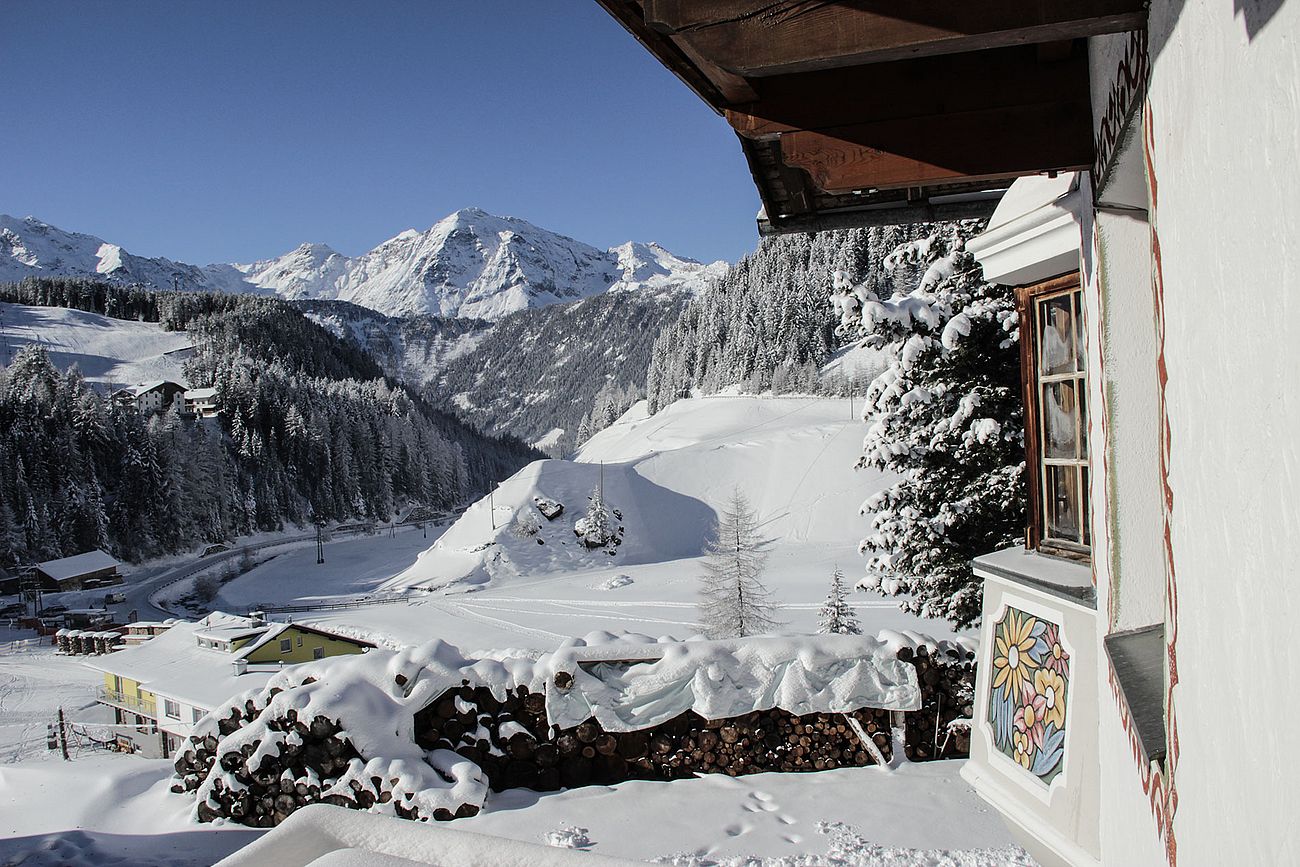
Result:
[0, 210, 727, 320]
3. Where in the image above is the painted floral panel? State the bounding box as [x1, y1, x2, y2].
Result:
[988, 606, 1070, 785]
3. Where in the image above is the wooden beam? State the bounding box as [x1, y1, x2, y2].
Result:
[645, 0, 1146, 76]
[776, 99, 1093, 194]
[726, 45, 1089, 139]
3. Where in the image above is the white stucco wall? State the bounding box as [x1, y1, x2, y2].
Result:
[1144, 0, 1300, 862]
[1091, 205, 1166, 632]
[1079, 173, 1172, 867]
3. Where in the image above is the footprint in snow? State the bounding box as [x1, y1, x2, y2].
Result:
[724, 823, 751, 837]
[782, 833, 804, 845]
[777, 815, 797, 826]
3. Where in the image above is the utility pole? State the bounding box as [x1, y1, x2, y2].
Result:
[490, 488, 496, 530]
[315, 521, 325, 565]
[57, 707, 69, 761]
[599, 461, 604, 500]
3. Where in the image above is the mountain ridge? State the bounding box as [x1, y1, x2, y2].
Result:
[0, 210, 727, 320]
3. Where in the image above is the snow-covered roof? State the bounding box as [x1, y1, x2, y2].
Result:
[184, 387, 218, 400]
[35, 549, 120, 582]
[116, 380, 186, 397]
[966, 172, 1083, 286]
[85, 612, 274, 710]
[192, 612, 269, 645]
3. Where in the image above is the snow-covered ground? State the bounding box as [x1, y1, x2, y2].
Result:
[0, 301, 191, 388]
[0, 394, 1021, 865]
[460, 761, 1029, 866]
[269, 396, 960, 651]
[0, 642, 112, 764]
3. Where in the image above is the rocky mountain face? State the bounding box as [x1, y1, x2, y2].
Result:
[0, 210, 726, 320]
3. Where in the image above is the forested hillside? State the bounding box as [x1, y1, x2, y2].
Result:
[644, 224, 950, 412]
[429, 289, 691, 455]
[0, 278, 538, 565]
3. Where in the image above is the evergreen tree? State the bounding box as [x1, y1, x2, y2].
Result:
[817, 567, 861, 635]
[698, 489, 778, 638]
[835, 230, 1024, 629]
[575, 484, 613, 548]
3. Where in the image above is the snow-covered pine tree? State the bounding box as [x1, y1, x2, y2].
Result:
[574, 484, 613, 548]
[698, 488, 778, 639]
[835, 228, 1025, 629]
[817, 567, 861, 635]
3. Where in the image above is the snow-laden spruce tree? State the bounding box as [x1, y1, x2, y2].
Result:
[834, 229, 1025, 629]
[817, 567, 861, 635]
[698, 489, 778, 638]
[574, 484, 613, 548]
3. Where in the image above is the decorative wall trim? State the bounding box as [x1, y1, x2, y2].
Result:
[1144, 98, 1181, 867]
[1094, 29, 1150, 189]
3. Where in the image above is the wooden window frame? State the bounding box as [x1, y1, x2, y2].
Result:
[1017, 272, 1091, 562]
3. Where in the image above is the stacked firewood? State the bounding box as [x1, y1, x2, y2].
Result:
[898, 644, 976, 761]
[173, 686, 375, 827]
[414, 680, 897, 793]
[55, 629, 121, 655]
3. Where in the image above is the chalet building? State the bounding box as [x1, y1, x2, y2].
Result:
[597, 2, 1300, 864]
[86, 612, 374, 758]
[183, 386, 220, 418]
[34, 549, 122, 592]
[111, 380, 186, 414]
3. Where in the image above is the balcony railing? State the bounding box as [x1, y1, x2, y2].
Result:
[98, 687, 157, 718]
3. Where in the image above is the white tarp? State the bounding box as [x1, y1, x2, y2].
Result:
[545, 634, 921, 733]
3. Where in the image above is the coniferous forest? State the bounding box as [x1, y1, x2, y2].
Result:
[0, 278, 539, 565]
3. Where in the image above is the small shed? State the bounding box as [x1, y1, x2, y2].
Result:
[35, 550, 123, 592]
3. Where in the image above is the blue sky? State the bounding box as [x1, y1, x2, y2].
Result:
[0, 2, 760, 266]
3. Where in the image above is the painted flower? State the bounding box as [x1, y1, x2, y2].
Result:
[1042, 622, 1070, 677]
[991, 609, 1039, 700]
[1013, 685, 1047, 748]
[1012, 728, 1035, 770]
[1033, 668, 1067, 730]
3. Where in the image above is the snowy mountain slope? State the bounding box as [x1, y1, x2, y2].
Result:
[0, 301, 192, 387]
[575, 396, 888, 545]
[380, 395, 892, 595]
[0, 211, 726, 321]
[293, 299, 492, 386]
[0, 215, 255, 296]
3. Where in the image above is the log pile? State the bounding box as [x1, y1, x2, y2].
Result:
[413, 680, 898, 793]
[175, 639, 977, 828]
[898, 643, 976, 761]
[174, 688, 366, 827]
[55, 629, 122, 655]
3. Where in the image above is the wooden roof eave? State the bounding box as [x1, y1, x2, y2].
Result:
[596, 0, 1147, 232]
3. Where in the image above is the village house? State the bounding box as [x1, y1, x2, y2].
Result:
[595, 2, 1299, 865]
[33, 549, 122, 592]
[182, 386, 220, 418]
[86, 612, 375, 758]
[110, 380, 186, 414]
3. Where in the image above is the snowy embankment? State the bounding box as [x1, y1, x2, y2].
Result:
[0, 301, 191, 387]
[382, 395, 890, 593]
[277, 395, 958, 650]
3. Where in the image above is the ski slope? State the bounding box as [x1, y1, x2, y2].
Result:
[0, 302, 191, 387]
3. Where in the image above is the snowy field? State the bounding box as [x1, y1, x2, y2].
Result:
[0, 301, 192, 388]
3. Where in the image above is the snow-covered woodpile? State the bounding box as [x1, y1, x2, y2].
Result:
[174, 632, 975, 828]
[414, 689, 897, 790]
[55, 628, 122, 655]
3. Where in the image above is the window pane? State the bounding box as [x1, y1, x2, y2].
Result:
[1042, 381, 1079, 459]
[1073, 292, 1087, 371]
[1045, 465, 1081, 541]
[1078, 381, 1088, 457]
[1081, 466, 1091, 547]
[1039, 295, 1075, 375]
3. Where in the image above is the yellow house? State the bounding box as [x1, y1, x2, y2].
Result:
[86, 612, 373, 758]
